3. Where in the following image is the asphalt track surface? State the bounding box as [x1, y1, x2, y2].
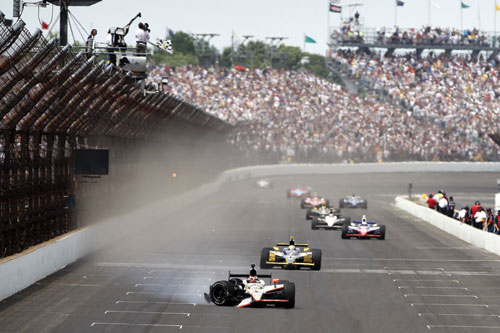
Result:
[1, 172, 500, 333]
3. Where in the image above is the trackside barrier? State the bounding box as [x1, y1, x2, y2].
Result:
[395, 196, 500, 256]
[2, 161, 500, 301]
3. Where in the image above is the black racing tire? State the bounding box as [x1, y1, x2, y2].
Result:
[305, 208, 312, 220]
[363, 201, 368, 209]
[312, 249, 322, 270]
[210, 280, 233, 306]
[341, 223, 350, 239]
[379, 225, 386, 240]
[260, 247, 273, 269]
[283, 281, 295, 308]
[343, 217, 351, 225]
[311, 217, 319, 230]
[325, 200, 330, 207]
[300, 198, 306, 209]
[339, 200, 344, 208]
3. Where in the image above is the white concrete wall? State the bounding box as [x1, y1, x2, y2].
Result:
[395, 196, 500, 256]
[2, 161, 500, 301]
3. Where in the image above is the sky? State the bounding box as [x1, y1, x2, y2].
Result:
[1, 0, 500, 56]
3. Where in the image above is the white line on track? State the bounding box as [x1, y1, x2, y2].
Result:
[393, 279, 460, 283]
[143, 277, 212, 281]
[134, 284, 205, 288]
[125, 292, 202, 296]
[105, 310, 190, 316]
[427, 325, 500, 329]
[91, 322, 182, 329]
[419, 313, 500, 317]
[115, 301, 197, 306]
[398, 287, 468, 290]
[404, 294, 478, 298]
[411, 303, 488, 307]
[35, 283, 100, 287]
[385, 267, 445, 270]
[322, 258, 500, 262]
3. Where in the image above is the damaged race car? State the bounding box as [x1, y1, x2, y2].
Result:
[207, 264, 295, 308]
[339, 194, 368, 209]
[300, 193, 329, 209]
[312, 208, 351, 230]
[260, 237, 322, 270]
[287, 186, 312, 198]
[341, 215, 386, 240]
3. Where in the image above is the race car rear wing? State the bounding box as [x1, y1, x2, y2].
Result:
[276, 243, 309, 247]
[229, 272, 272, 280]
[353, 220, 376, 224]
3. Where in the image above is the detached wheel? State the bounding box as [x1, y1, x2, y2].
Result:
[283, 281, 295, 308]
[378, 225, 386, 240]
[305, 208, 312, 220]
[311, 217, 319, 230]
[312, 249, 322, 270]
[260, 247, 273, 269]
[210, 280, 233, 306]
[341, 223, 350, 239]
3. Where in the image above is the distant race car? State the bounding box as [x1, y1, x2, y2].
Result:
[306, 205, 341, 220]
[301, 193, 329, 209]
[253, 179, 272, 189]
[341, 215, 385, 240]
[312, 209, 351, 230]
[287, 186, 312, 198]
[339, 194, 367, 209]
[207, 264, 295, 308]
[260, 237, 322, 270]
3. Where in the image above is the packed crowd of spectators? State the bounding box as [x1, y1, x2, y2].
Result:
[331, 24, 493, 46]
[331, 49, 500, 161]
[425, 190, 500, 234]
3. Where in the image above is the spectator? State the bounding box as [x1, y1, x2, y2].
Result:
[426, 193, 437, 209]
[486, 208, 495, 232]
[448, 196, 456, 217]
[495, 210, 500, 234]
[458, 206, 471, 225]
[438, 194, 448, 215]
[471, 201, 482, 217]
[474, 207, 487, 229]
[85, 28, 97, 59]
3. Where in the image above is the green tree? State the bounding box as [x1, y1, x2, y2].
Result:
[170, 31, 195, 55]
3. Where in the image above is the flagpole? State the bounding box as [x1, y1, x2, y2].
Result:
[428, 0, 431, 26]
[303, 33, 306, 52]
[395, 0, 397, 27]
[495, 0, 497, 47]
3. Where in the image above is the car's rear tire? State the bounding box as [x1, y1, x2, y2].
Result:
[300, 199, 305, 209]
[305, 208, 312, 220]
[341, 223, 350, 239]
[283, 281, 295, 308]
[260, 247, 273, 268]
[339, 200, 344, 208]
[312, 249, 322, 270]
[363, 201, 368, 209]
[325, 200, 330, 207]
[378, 225, 386, 240]
[343, 217, 351, 224]
[311, 217, 318, 230]
[210, 280, 233, 306]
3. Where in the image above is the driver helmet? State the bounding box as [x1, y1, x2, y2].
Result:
[248, 276, 258, 283]
[321, 201, 326, 207]
[288, 245, 296, 251]
[361, 215, 367, 224]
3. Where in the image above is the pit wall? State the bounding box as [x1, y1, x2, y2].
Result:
[395, 196, 500, 256]
[1, 161, 500, 301]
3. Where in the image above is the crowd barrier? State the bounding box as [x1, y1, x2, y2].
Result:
[395, 196, 500, 256]
[1, 161, 500, 301]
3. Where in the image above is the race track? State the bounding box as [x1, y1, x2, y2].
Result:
[1, 172, 500, 333]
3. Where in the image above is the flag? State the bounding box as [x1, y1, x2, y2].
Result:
[305, 35, 317, 44]
[496, 3, 500, 11]
[461, 1, 470, 9]
[397, 0, 404, 6]
[329, 2, 341, 13]
[41, 21, 49, 29]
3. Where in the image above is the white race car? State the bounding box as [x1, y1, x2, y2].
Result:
[341, 215, 386, 239]
[312, 210, 351, 230]
[253, 179, 272, 189]
[207, 264, 295, 308]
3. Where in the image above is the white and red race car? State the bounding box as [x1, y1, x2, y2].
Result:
[341, 215, 386, 240]
[300, 194, 329, 209]
[207, 264, 295, 308]
[286, 186, 312, 198]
